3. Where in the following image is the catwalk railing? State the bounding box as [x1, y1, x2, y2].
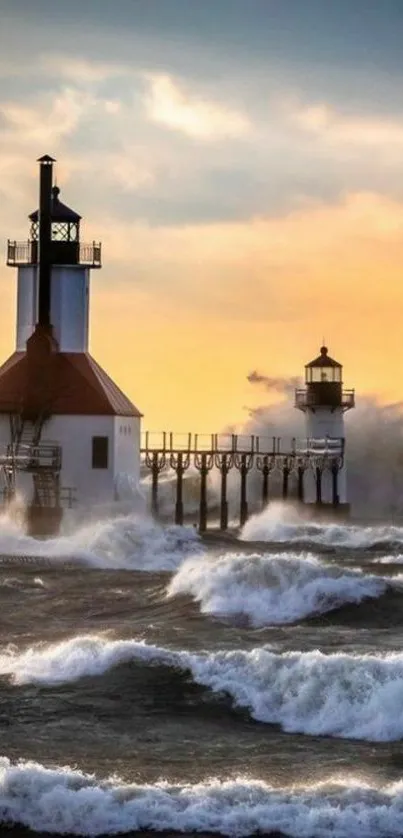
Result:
[0, 443, 75, 510]
[0, 442, 62, 471]
[141, 432, 346, 530]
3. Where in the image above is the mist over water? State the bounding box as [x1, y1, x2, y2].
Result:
[240, 502, 403, 550]
[237, 379, 403, 518]
[140, 384, 403, 523]
[0, 507, 202, 569]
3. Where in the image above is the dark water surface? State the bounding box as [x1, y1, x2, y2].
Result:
[2, 513, 403, 836]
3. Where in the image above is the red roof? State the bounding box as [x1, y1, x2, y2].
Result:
[0, 349, 142, 417]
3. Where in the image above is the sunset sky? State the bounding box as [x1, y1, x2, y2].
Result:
[1, 0, 403, 432]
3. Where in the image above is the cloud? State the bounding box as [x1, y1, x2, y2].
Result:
[39, 55, 127, 85]
[143, 72, 251, 140]
[105, 152, 156, 192]
[0, 87, 93, 148]
[292, 101, 403, 148]
[4, 48, 403, 231]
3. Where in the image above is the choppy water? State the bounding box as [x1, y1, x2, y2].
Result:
[3, 502, 403, 836]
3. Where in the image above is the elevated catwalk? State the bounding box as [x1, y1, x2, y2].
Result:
[141, 432, 346, 530]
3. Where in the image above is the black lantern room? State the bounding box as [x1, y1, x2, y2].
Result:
[6, 154, 101, 270]
[295, 346, 355, 411]
[28, 184, 82, 266]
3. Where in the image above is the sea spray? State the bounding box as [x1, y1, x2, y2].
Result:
[0, 512, 202, 570]
[3, 636, 403, 741]
[141, 462, 214, 516]
[238, 383, 403, 518]
[241, 501, 403, 549]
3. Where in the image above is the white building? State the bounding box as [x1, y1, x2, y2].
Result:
[295, 346, 355, 513]
[0, 155, 142, 533]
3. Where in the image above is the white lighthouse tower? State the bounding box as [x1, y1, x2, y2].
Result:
[0, 155, 142, 534]
[295, 346, 355, 513]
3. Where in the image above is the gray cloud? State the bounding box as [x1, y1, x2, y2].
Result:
[2, 3, 403, 233]
[3, 1, 403, 111]
[5, 0, 403, 74]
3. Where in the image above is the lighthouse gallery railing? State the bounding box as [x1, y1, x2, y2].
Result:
[6, 240, 102, 268]
[295, 389, 355, 411]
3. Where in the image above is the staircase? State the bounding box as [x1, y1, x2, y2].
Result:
[9, 414, 62, 509]
[6, 415, 72, 535]
[14, 417, 45, 453]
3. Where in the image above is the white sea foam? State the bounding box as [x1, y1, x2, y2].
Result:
[241, 502, 403, 549]
[4, 635, 403, 742]
[167, 551, 386, 625]
[0, 513, 202, 570]
[0, 575, 46, 590]
[0, 636, 177, 686]
[2, 757, 403, 837]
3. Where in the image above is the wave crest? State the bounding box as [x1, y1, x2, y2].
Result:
[167, 551, 386, 625]
[4, 636, 403, 741]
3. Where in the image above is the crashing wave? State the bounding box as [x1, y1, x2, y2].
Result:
[167, 551, 386, 625]
[4, 635, 403, 742]
[0, 513, 202, 570]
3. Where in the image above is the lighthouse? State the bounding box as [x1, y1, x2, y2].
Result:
[0, 155, 142, 534]
[295, 346, 355, 513]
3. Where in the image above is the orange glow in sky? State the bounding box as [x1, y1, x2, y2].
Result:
[1, 7, 403, 433]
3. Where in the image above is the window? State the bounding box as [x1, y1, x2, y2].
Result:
[92, 436, 109, 469]
[306, 367, 342, 384]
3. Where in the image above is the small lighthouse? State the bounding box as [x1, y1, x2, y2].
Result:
[295, 346, 355, 512]
[0, 155, 142, 533]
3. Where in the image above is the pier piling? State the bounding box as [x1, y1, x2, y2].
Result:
[140, 433, 346, 529]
